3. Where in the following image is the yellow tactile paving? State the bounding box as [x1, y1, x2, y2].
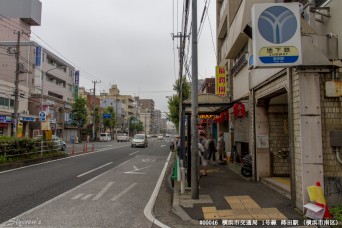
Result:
[201, 195, 288, 221]
[272, 177, 291, 186]
[244, 203, 261, 209]
[217, 210, 235, 217]
[229, 203, 245, 209]
[203, 212, 220, 220]
[237, 195, 252, 200]
[202, 206, 217, 213]
[240, 198, 257, 204]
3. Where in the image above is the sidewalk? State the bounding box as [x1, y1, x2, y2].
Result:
[170, 160, 305, 227]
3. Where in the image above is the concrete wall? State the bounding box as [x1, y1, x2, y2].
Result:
[320, 73, 342, 206]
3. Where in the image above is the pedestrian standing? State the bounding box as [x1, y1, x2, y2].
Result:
[198, 142, 208, 176]
[217, 132, 226, 163]
[207, 134, 217, 164]
[199, 132, 208, 159]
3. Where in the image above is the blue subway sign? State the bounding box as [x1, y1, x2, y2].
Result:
[252, 3, 302, 68]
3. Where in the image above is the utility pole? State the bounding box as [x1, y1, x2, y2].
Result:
[12, 31, 21, 137]
[92, 80, 101, 141]
[172, 0, 190, 194]
[191, 0, 199, 199]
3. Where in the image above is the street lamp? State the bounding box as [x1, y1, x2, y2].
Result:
[40, 66, 66, 135]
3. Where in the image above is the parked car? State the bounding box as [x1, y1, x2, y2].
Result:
[52, 135, 66, 151]
[100, 133, 111, 142]
[131, 134, 148, 148]
[117, 133, 129, 142]
[35, 135, 66, 151]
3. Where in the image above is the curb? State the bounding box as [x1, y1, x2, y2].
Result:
[172, 178, 200, 226]
[172, 180, 193, 221]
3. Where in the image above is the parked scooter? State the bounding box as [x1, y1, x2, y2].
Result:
[241, 155, 252, 177]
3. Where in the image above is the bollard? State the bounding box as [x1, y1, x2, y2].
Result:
[83, 144, 85, 153]
[92, 144, 94, 152]
[85, 144, 88, 153]
[72, 144, 74, 156]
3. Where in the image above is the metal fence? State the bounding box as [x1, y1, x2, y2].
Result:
[0, 140, 62, 159]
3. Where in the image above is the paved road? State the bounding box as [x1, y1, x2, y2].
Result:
[0, 139, 172, 227]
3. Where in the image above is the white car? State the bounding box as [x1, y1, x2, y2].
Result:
[99, 133, 111, 142]
[157, 134, 164, 140]
[131, 134, 148, 148]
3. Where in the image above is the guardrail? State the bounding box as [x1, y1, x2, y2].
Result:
[0, 140, 62, 160]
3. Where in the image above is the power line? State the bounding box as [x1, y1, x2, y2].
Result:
[206, 0, 217, 57]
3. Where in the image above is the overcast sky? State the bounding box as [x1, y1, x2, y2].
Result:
[32, 0, 217, 113]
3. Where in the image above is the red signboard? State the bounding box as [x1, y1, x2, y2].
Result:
[234, 103, 245, 118]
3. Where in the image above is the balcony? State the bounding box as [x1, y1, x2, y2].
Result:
[231, 52, 248, 77]
[220, 36, 229, 62]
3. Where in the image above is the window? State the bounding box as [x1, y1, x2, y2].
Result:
[10, 99, 14, 108]
[69, 69, 73, 77]
[0, 97, 11, 109]
[0, 97, 4, 109]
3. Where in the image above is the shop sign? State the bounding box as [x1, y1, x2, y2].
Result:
[21, 117, 35, 122]
[0, 115, 11, 123]
[199, 114, 217, 119]
[215, 66, 227, 96]
[234, 103, 246, 118]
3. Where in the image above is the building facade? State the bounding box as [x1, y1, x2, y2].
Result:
[217, 0, 342, 210]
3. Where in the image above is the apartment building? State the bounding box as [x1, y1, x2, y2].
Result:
[138, 99, 155, 135]
[217, 0, 342, 210]
[99, 84, 134, 133]
[153, 109, 162, 134]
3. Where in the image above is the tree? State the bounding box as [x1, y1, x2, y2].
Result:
[93, 106, 101, 138]
[103, 106, 116, 136]
[168, 77, 191, 130]
[129, 116, 143, 135]
[71, 97, 88, 138]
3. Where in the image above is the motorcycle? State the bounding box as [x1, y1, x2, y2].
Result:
[241, 155, 252, 177]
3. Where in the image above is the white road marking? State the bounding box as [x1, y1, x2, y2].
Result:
[0, 158, 134, 227]
[142, 158, 156, 162]
[129, 151, 139, 156]
[144, 152, 172, 228]
[92, 181, 114, 201]
[71, 194, 84, 200]
[161, 145, 166, 147]
[111, 183, 137, 202]
[81, 194, 93, 200]
[124, 165, 151, 175]
[77, 162, 113, 178]
[0, 144, 129, 175]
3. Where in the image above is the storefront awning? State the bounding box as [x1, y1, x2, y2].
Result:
[183, 94, 234, 115]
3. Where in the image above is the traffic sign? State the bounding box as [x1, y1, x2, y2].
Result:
[103, 113, 112, 119]
[39, 111, 46, 122]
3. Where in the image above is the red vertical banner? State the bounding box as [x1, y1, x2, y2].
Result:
[215, 66, 226, 97]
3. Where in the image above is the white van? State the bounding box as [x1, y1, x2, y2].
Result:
[100, 133, 111, 142]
